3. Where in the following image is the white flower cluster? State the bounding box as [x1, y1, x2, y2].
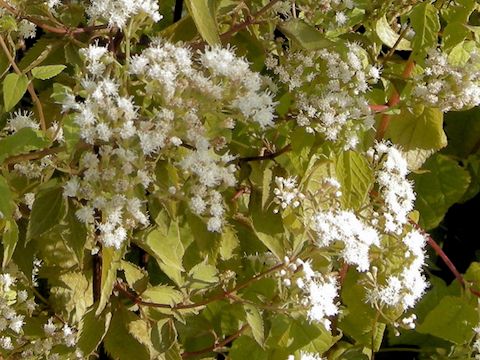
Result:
[273, 176, 305, 212]
[294, 259, 339, 330]
[60, 40, 278, 244]
[130, 41, 277, 128]
[312, 210, 380, 272]
[0, 266, 79, 359]
[368, 229, 428, 310]
[5, 110, 39, 132]
[268, 43, 379, 149]
[373, 141, 415, 234]
[412, 48, 480, 112]
[86, 0, 162, 28]
[0, 272, 33, 351]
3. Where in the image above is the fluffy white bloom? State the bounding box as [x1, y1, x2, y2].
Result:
[6, 110, 39, 132]
[273, 176, 305, 211]
[0, 336, 13, 350]
[412, 48, 480, 112]
[63, 177, 80, 198]
[312, 210, 380, 271]
[44, 318, 56, 336]
[9, 314, 25, 333]
[0, 274, 15, 291]
[368, 229, 428, 309]
[62, 325, 77, 347]
[296, 260, 339, 331]
[374, 142, 415, 234]
[86, 0, 162, 28]
[18, 19, 36, 39]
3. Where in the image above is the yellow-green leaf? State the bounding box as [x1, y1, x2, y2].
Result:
[375, 16, 412, 50]
[386, 105, 447, 151]
[184, 0, 220, 45]
[279, 19, 334, 50]
[31, 65, 66, 80]
[410, 3, 440, 61]
[2, 220, 18, 268]
[3, 73, 28, 111]
[244, 304, 265, 347]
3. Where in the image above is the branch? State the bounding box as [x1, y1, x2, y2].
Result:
[237, 144, 292, 163]
[410, 221, 480, 297]
[181, 324, 249, 358]
[115, 262, 285, 310]
[3, 142, 90, 166]
[219, 0, 281, 41]
[375, 58, 415, 140]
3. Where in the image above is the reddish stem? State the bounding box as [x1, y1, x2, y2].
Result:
[410, 221, 480, 297]
[376, 58, 415, 140]
[369, 104, 390, 113]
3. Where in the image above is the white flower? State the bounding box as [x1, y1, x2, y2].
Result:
[273, 176, 305, 211]
[63, 177, 80, 198]
[44, 318, 56, 336]
[312, 210, 380, 272]
[335, 12, 347, 25]
[86, 0, 162, 28]
[9, 314, 25, 333]
[0, 336, 13, 350]
[6, 110, 39, 132]
[18, 19, 37, 39]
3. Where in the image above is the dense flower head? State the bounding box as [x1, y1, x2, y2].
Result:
[412, 48, 480, 112]
[312, 210, 380, 272]
[373, 141, 415, 234]
[295, 259, 339, 330]
[86, 0, 162, 28]
[268, 43, 379, 149]
[59, 39, 280, 246]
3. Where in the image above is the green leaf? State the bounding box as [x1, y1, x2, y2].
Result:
[417, 296, 478, 344]
[443, 22, 469, 51]
[31, 65, 66, 80]
[249, 183, 286, 259]
[219, 226, 239, 260]
[335, 151, 373, 210]
[244, 304, 265, 347]
[77, 305, 112, 357]
[375, 16, 412, 50]
[27, 185, 66, 240]
[104, 307, 150, 360]
[409, 3, 440, 61]
[0, 127, 50, 163]
[145, 221, 185, 271]
[267, 315, 337, 354]
[3, 73, 29, 111]
[386, 105, 447, 152]
[121, 260, 149, 294]
[230, 336, 268, 360]
[339, 270, 382, 346]
[188, 260, 218, 290]
[413, 154, 471, 230]
[97, 246, 123, 315]
[444, 107, 480, 158]
[142, 285, 183, 305]
[2, 220, 18, 268]
[0, 175, 14, 219]
[184, 0, 220, 45]
[278, 19, 334, 50]
[0, 50, 10, 78]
